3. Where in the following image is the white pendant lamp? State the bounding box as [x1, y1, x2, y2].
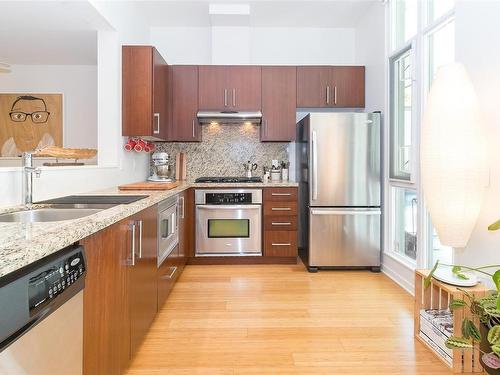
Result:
[421, 63, 488, 248]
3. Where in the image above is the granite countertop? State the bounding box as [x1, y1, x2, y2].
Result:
[0, 180, 298, 279]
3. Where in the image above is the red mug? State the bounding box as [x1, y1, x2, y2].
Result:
[134, 139, 146, 152]
[124, 138, 137, 151]
[144, 141, 155, 153]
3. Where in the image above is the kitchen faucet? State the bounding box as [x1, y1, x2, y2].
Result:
[22, 152, 41, 206]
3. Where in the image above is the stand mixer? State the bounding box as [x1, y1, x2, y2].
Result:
[148, 152, 175, 183]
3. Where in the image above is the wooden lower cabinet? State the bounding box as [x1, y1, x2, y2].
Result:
[82, 205, 161, 375]
[81, 219, 131, 375]
[129, 206, 158, 356]
[262, 187, 298, 260]
[157, 245, 179, 309]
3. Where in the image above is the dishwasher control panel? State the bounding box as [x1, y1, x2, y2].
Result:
[28, 250, 86, 313]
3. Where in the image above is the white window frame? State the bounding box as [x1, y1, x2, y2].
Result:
[385, 0, 455, 270]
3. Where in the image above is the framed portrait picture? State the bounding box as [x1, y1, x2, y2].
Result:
[0, 93, 63, 157]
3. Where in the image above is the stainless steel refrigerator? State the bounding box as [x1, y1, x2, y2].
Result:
[295, 112, 381, 272]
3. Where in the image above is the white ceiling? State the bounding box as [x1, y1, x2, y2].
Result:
[0, 0, 378, 65]
[0, 1, 110, 65]
[120, 0, 378, 28]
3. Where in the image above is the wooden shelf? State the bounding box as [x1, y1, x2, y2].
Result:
[414, 269, 488, 373]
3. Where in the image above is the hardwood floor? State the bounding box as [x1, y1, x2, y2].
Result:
[127, 261, 452, 375]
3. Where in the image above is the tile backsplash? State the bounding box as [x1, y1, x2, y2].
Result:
[153, 123, 289, 181]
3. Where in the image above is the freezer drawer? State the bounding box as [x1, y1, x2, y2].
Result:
[309, 207, 381, 268]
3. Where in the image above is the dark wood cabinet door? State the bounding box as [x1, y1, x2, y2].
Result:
[178, 188, 195, 261]
[296, 66, 329, 108]
[82, 220, 130, 375]
[122, 46, 153, 137]
[153, 48, 170, 140]
[261, 66, 297, 141]
[330, 66, 365, 108]
[171, 65, 200, 141]
[198, 66, 228, 110]
[226, 66, 261, 110]
[129, 206, 158, 357]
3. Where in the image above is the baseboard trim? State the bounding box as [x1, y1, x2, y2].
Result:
[382, 262, 415, 296]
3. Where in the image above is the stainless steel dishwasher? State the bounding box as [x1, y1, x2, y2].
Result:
[0, 245, 86, 375]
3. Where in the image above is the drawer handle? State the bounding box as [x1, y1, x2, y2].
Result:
[271, 193, 291, 196]
[271, 222, 291, 226]
[161, 266, 177, 280]
[271, 243, 291, 246]
[271, 207, 291, 211]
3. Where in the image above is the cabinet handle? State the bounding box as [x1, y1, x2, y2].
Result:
[271, 222, 291, 226]
[224, 89, 228, 107]
[179, 196, 185, 219]
[137, 220, 143, 259]
[232, 88, 236, 107]
[271, 243, 291, 246]
[167, 266, 177, 279]
[271, 193, 291, 196]
[192, 119, 195, 138]
[129, 222, 136, 266]
[326, 86, 330, 104]
[334, 86, 337, 105]
[153, 113, 160, 134]
[271, 207, 291, 211]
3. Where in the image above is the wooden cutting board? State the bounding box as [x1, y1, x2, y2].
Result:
[118, 181, 179, 191]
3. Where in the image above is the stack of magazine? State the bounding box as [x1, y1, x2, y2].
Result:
[419, 308, 454, 365]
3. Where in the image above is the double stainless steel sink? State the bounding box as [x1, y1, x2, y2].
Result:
[0, 195, 147, 223]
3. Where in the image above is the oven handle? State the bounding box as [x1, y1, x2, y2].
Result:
[196, 205, 261, 210]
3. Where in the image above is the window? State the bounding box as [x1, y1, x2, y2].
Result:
[390, 48, 413, 180]
[392, 187, 418, 261]
[392, 0, 418, 50]
[387, 0, 455, 267]
[426, 0, 454, 24]
[427, 19, 455, 88]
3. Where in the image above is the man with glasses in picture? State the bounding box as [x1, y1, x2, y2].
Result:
[1, 95, 55, 157]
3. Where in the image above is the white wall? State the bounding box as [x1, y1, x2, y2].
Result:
[0, 6, 150, 208]
[454, 0, 500, 275]
[0, 64, 98, 149]
[151, 26, 357, 65]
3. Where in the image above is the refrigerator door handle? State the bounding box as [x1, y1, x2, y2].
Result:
[311, 208, 381, 216]
[312, 130, 318, 200]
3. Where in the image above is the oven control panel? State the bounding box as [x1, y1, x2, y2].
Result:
[205, 192, 253, 204]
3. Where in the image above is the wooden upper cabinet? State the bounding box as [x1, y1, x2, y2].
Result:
[296, 66, 365, 108]
[122, 46, 170, 140]
[171, 65, 200, 142]
[198, 65, 261, 111]
[261, 66, 297, 142]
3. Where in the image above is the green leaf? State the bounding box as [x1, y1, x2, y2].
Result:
[468, 320, 482, 341]
[424, 261, 439, 289]
[456, 272, 469, 280]
[488, 219, 500, 231]
[445, 336, 474, 349]
[488, 326, 500, 345]
[492, 344, 500, 357]
[450, 299, 467, 310]
[493, 270, 500, 290]
[452, 266, 462, 274]
[462, 319, 470, 339]
[484, 305, 500, 318]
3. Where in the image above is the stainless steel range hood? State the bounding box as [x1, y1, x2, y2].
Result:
[197, 110, 262, 125]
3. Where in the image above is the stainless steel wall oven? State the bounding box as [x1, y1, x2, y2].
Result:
[195, 189, 262, 256]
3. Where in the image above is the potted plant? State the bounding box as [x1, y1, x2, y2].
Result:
[425, 219, 500, 374]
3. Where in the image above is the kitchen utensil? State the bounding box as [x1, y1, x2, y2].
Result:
[134, 139, 146, 152]
[148, 152, 175, 182]
[118, 181, 179, 190]
[281, 168, 289, 181]
[124, 138, 137, 151]
[270, 170, 281, 182]
[243, 161, 258, 178]
[175, 152, 187, 181]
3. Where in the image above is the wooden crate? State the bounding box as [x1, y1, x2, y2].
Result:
[415, 269, 488, 373]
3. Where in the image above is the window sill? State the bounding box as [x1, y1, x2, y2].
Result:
[383, 250, 417, 270]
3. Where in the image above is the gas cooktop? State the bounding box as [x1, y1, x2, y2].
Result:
[195, 176, 263, 183]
